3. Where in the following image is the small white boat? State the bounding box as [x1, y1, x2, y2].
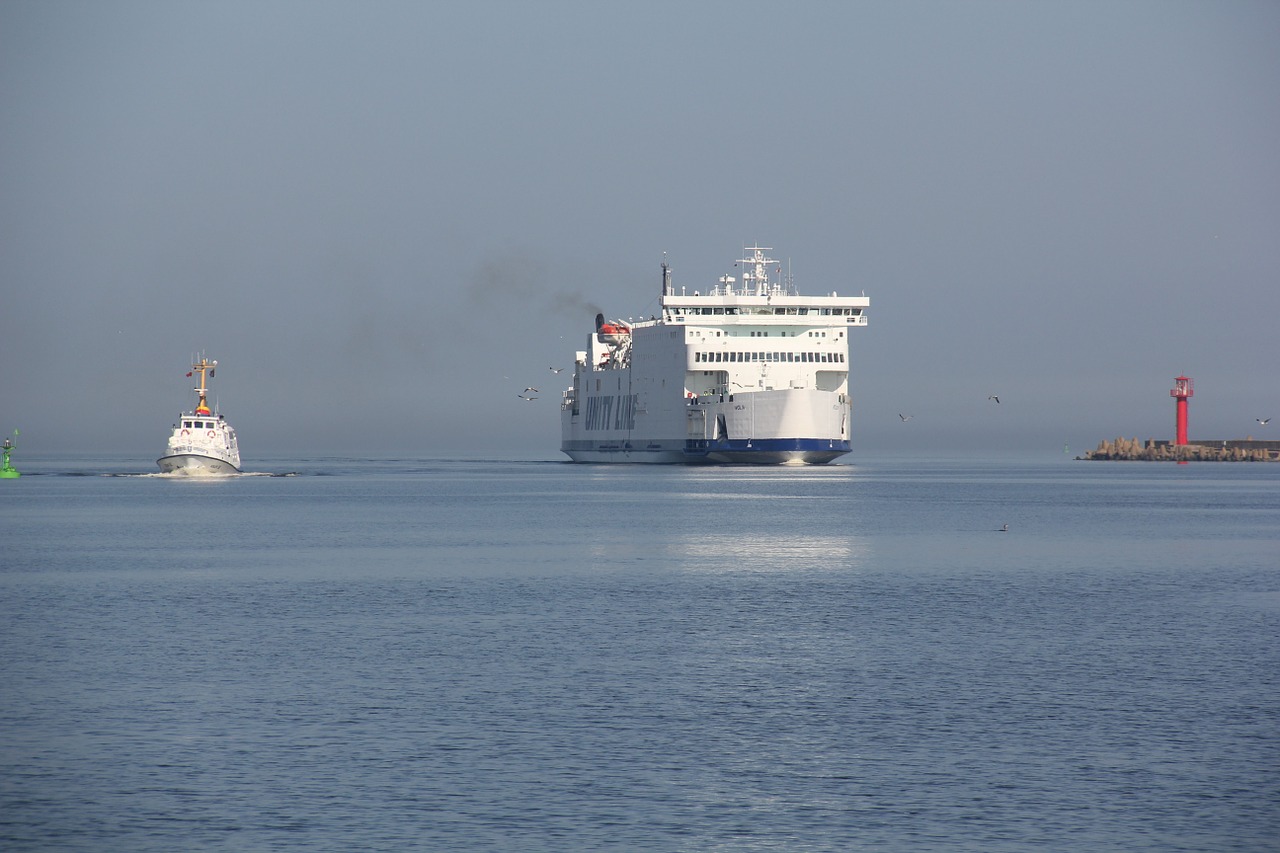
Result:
[157, 357, 241, 474]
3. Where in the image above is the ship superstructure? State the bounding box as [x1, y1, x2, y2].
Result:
[157, 357, 241, 474]
[561, 246, 869, 464]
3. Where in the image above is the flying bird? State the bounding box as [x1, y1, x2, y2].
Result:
[898, 413, 913, 421]
[518, 394, 538, 401]
[549, 367, 564, 374]
[523, 387, 539, 393]
[1257, 418, 1271, 425]
[988, 395, 1001, 404]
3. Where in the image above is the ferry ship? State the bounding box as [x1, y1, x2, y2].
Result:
[560, 246, 869, 464]
[157, 357, 242, 474]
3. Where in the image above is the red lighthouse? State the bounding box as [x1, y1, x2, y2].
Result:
[1170, 375, 1193, 445]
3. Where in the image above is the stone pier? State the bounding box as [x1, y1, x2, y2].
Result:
[1083, 438, 1280, 461]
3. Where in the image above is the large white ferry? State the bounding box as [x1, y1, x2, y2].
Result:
[157, 357, 242, 474]
[561, 246, 869, 464]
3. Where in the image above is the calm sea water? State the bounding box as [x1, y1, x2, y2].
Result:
[2, 451, 1277, 851]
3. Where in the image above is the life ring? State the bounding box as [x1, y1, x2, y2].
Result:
[180, 429, 190, 436]
[207, 430, 216, 439]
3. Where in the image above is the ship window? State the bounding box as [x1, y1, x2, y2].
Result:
[183, 421, 192, 428]
[713, 307, 724, 315]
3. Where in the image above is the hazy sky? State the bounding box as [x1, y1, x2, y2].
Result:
[3, 1, 1277, 458]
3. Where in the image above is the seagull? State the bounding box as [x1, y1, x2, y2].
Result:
[549, 367, 564, 374]
[523, 387, 539, 393]
[898, 413, 913, 421]
[997, 523, 1008, 532]
[1258, 418, 1271, 425]
[988, 395, 1001, 404]
[518, 394, 538, 401]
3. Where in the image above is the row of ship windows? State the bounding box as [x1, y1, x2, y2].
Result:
[671, 307, 862, 316]
[183, 421, 217, 429]
[695, 330, 837, 338]
[695, 351, 846, 363]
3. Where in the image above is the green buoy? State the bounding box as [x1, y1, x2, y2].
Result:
[1, 431, 20, 478]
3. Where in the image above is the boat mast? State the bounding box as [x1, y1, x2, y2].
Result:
[191, 357, 217, 415]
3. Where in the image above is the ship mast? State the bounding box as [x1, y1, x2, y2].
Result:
[190, 357, 217, 415]
[738, 246, 778, 296]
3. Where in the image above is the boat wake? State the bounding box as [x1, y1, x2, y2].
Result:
[99, 470, 297, 478]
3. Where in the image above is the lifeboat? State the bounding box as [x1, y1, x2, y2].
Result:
[595, 313, 631, 346]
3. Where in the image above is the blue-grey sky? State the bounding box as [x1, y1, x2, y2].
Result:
[2, 1, 1277, 458]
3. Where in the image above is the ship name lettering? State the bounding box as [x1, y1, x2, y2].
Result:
[583, 394, 638, 431]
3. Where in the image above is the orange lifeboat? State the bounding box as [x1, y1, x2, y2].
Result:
[595, 313, 631, 346]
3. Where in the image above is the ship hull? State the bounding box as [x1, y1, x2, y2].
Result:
[157, 453, 241, 475]
[561, 437, 850, 465]
[562, 375, 854, 466]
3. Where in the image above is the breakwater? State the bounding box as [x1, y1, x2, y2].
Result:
[1083, 437, 1280, 461]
